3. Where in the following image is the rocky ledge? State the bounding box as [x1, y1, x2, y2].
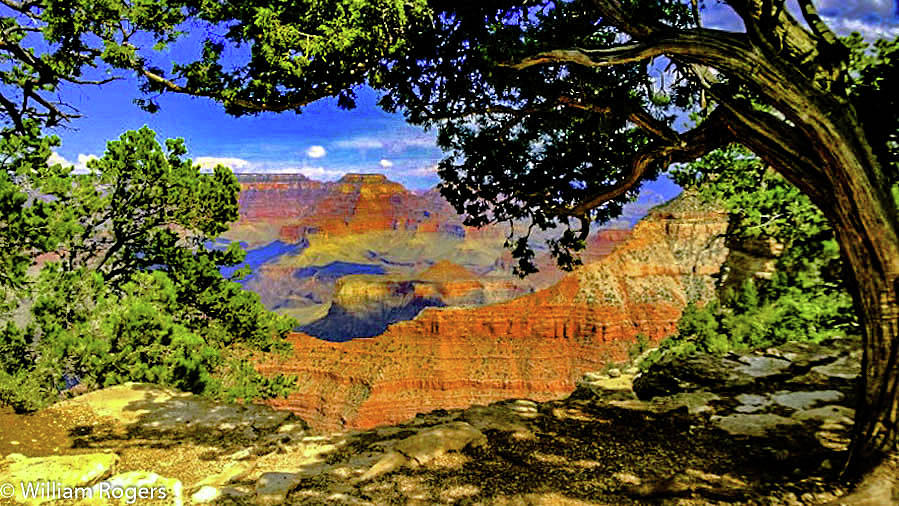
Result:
[1, 338, 882, 505]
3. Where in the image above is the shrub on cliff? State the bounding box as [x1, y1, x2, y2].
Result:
[641, 145, 861, 369]
[0, 127, 296, 412]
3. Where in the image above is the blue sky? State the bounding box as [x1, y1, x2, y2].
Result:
[50, 83, 447, 188]
[46, 0, 899, 190]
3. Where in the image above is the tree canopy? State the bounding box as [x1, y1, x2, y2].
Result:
[0, 126, 296, 410]
[5, 0, 894, 269]
[2, 0, 899, 479]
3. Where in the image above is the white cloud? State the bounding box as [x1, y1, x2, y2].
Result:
[306, 145, 327, 158]
[195, 156, 253, 171]
[48, 151, 98, 174]
[47, 152, 69, 167]
[334, 137, 385, 150]
[403, 164, 439, 177]
[822, 15, 899, 39]
[379, 159, 394, 168]
[77, 154, 98, 168]
[283, 166, 347, 181]
[394, 136, 436, 149]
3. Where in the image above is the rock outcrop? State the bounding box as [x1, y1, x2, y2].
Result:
[259, 196, 729, 431]
[235, 173, 326, 221]
[632, 337, 860, 442]
[299, 261, 533, 340]
[4, 337, 864, 505]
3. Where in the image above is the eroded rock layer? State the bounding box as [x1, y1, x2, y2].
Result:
[259, 196, 729, 431]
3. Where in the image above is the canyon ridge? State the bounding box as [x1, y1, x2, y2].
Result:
[226, 173, 728, 431]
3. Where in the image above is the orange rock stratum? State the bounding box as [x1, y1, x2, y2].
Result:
[258, 195, 728, 432]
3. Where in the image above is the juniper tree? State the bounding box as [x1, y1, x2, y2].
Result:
[1, 0, 898, 486]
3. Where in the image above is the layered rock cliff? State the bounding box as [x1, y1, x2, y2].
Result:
[298, 261, 533, 340]
[235, 173, 325, 221]
[277, 173, 467, 242]
[259, 194, 729, 431]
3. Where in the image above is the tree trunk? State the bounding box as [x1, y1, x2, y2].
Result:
[814, 119, 899, 477]
[843, 229, 899, 469]
[743, 78, 899, 478]
[840, 217, 899, 473]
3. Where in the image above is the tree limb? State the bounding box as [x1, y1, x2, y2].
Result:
[428, 96, 679, 145]
[556, 96, 679, 144]
[795, 0, 839, 47]
[714, 95, 832, 209]
[567, 108, 733, 216]
[140, 68, 320, 113]
[503, 29, 753, 79]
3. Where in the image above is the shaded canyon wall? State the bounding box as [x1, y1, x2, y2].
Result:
[258, 195, 729, 431]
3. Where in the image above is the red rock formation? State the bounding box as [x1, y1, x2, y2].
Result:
[235, 173, 325, 220]
[259, 197, 729, 431]
[588, 228, 633, 259]
[270, 174, 471, 241]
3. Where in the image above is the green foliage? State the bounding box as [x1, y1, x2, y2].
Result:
[641, 144, 861, 368]
[0, 123, 66, 294]
[628, 333, 651, 361]
[3, 1, 896, 278]
[846, 35, 899, 187]
[0, 125, 296, 411]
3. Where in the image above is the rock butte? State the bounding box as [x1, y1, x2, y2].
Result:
[258, 194, 729, 431]
[232, 173, 642, 330]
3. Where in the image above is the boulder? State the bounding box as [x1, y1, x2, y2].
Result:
[90, 471, 182, 506]
[58, 383, 299, 443]
[359, 422, 486, 481]
[1, 453, 118, 504]
[393, 422, 487, 466]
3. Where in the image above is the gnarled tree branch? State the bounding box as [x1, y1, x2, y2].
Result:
[795, 0, 839, 47]
[567, 107, 733, 216]
[140, 67, 324, 113]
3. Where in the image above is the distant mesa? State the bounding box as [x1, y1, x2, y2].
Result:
[235, 173, 311, 183]
[338, 173, 390, 184]
[416, 260, 478, 282]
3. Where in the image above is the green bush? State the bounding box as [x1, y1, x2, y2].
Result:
[642, 145, 864, 369]
[0, 127, 296, 411]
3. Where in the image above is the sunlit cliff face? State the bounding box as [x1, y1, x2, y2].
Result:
[257, 195, 729, 431]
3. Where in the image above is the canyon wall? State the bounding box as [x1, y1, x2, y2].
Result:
[259, 193, 729, 431]
[229, 173, 639, 327]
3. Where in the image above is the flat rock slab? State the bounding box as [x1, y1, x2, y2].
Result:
[1, 453, 118, 504]
[735, 356, 791, 378]
[711, 414, 799, 437]
[611, 391, 720, 415]
[58, 383, 297, 440]
[394, 421, 487, 466]
[772, 390, 844, 411]
[735, 394, 772, 413]
[633, 355, 757, 399]
[359, 422, 487, 481]
[763, 341, 834, 368]
[255, 472, 304, 505]
[792, 405, 855, 425]
[811, 357, 860, 380]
